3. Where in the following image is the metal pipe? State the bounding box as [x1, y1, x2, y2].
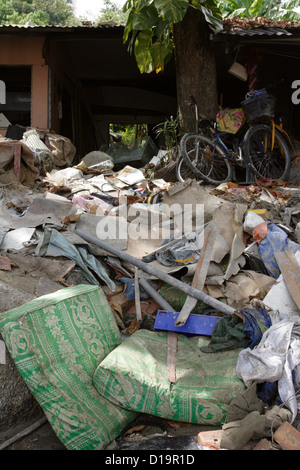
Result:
[139, 278, 174, 312]
[75, 229, 235, 316]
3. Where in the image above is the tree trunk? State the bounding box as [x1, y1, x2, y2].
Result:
[173, 7, 218, 133]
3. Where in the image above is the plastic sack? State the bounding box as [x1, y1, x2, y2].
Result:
[236, 316, 300, 422]
[216, 108, 245, 134]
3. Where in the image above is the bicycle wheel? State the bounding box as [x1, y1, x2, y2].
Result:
[180, 132, 233, 185]
[176, 155, 203, 183]
[243, 124, 291, 181]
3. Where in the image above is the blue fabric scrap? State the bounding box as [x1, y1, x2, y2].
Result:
[258, 223, 300, 278]
[118, 277, 153, 301]
[240, 308, 272, 349]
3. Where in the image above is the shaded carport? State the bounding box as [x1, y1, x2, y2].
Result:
[213, 19, 300, 139]
[44, 22, 177, 157]
[0, 22, 177, 160]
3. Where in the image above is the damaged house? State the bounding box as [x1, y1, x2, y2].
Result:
[0, 21, 177, 158]
[1, 16, 300, 451]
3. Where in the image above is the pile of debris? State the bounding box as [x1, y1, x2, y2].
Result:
[1, 133, 300, 451]
[223, 15, 300, 31]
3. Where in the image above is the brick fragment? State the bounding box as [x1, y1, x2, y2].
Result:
[197, 430, 222, 449]
[253, 438, 273, 450]
[273, 422, 300, 450]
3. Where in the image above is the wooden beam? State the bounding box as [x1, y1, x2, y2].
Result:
[175, 230, 216, 326]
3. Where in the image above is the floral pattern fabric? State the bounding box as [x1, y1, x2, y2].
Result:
[0, 285, 137, 450]
[216, 108, 245, 134]
[93, 329, 245, 426]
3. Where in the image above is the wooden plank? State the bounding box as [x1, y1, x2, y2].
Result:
[0, 416, 47, 450]
[274, 249, 300, 312]
[13, 143, 21, 180]
[167, 332, 177, 383]
[175, 230, 216, 326]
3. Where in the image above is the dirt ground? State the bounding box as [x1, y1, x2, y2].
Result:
[2, 417, 214, 451]
[3, 421, 66, 450]
[7, 410, 300, 450]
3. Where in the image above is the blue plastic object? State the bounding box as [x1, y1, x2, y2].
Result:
[258, 223, 300, 278]
[154, 310, 220, 336]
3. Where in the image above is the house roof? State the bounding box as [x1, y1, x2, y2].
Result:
[1, 16, 300, 38]
[0, 20, 123, 29]
[218, 16, 300, 40]
[0, 17, 298, 134]
[223, 16, 300, 30]
[0, 20, 177, 130]
[0, 21, 125, 37]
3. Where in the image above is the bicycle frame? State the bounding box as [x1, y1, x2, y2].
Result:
[248, 119, 294, 153]
[273, 120, 294, 151]
[179, 85, 291, 184]
[213, 131, 245, 165]
[215, 133, 232, 156]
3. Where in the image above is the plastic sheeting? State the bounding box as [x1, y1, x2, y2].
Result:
[236, 313, 300, 422]
[156, 233, 200, 266]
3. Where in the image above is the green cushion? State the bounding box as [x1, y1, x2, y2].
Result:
[0, 284, 137, 450]
[93, 329, 245, 426]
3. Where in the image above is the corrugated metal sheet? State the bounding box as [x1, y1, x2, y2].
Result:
[219, 27, 292, 37]
[0, 22, 124, 32]
[0, 19, 299, 39]
[219, 16, 300, 39]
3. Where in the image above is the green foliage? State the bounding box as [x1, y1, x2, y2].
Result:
[264, 1, 300, 21]
[123, 0, 223, 74]
[154, 0, 189, 24]
[110, 123, 148, 148]
[153, 115, 182, 150]
[95, 0, 129, 24]
[216, 0, 300, 20]
[0, 0, 78, 25]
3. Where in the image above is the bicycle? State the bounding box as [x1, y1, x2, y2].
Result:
[177, 90, 292, 185]
[176, 98, 217, 183]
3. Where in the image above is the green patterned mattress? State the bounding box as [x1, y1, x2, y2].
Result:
[0, 284, 137, 450]
[93, 329, 245, 426]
